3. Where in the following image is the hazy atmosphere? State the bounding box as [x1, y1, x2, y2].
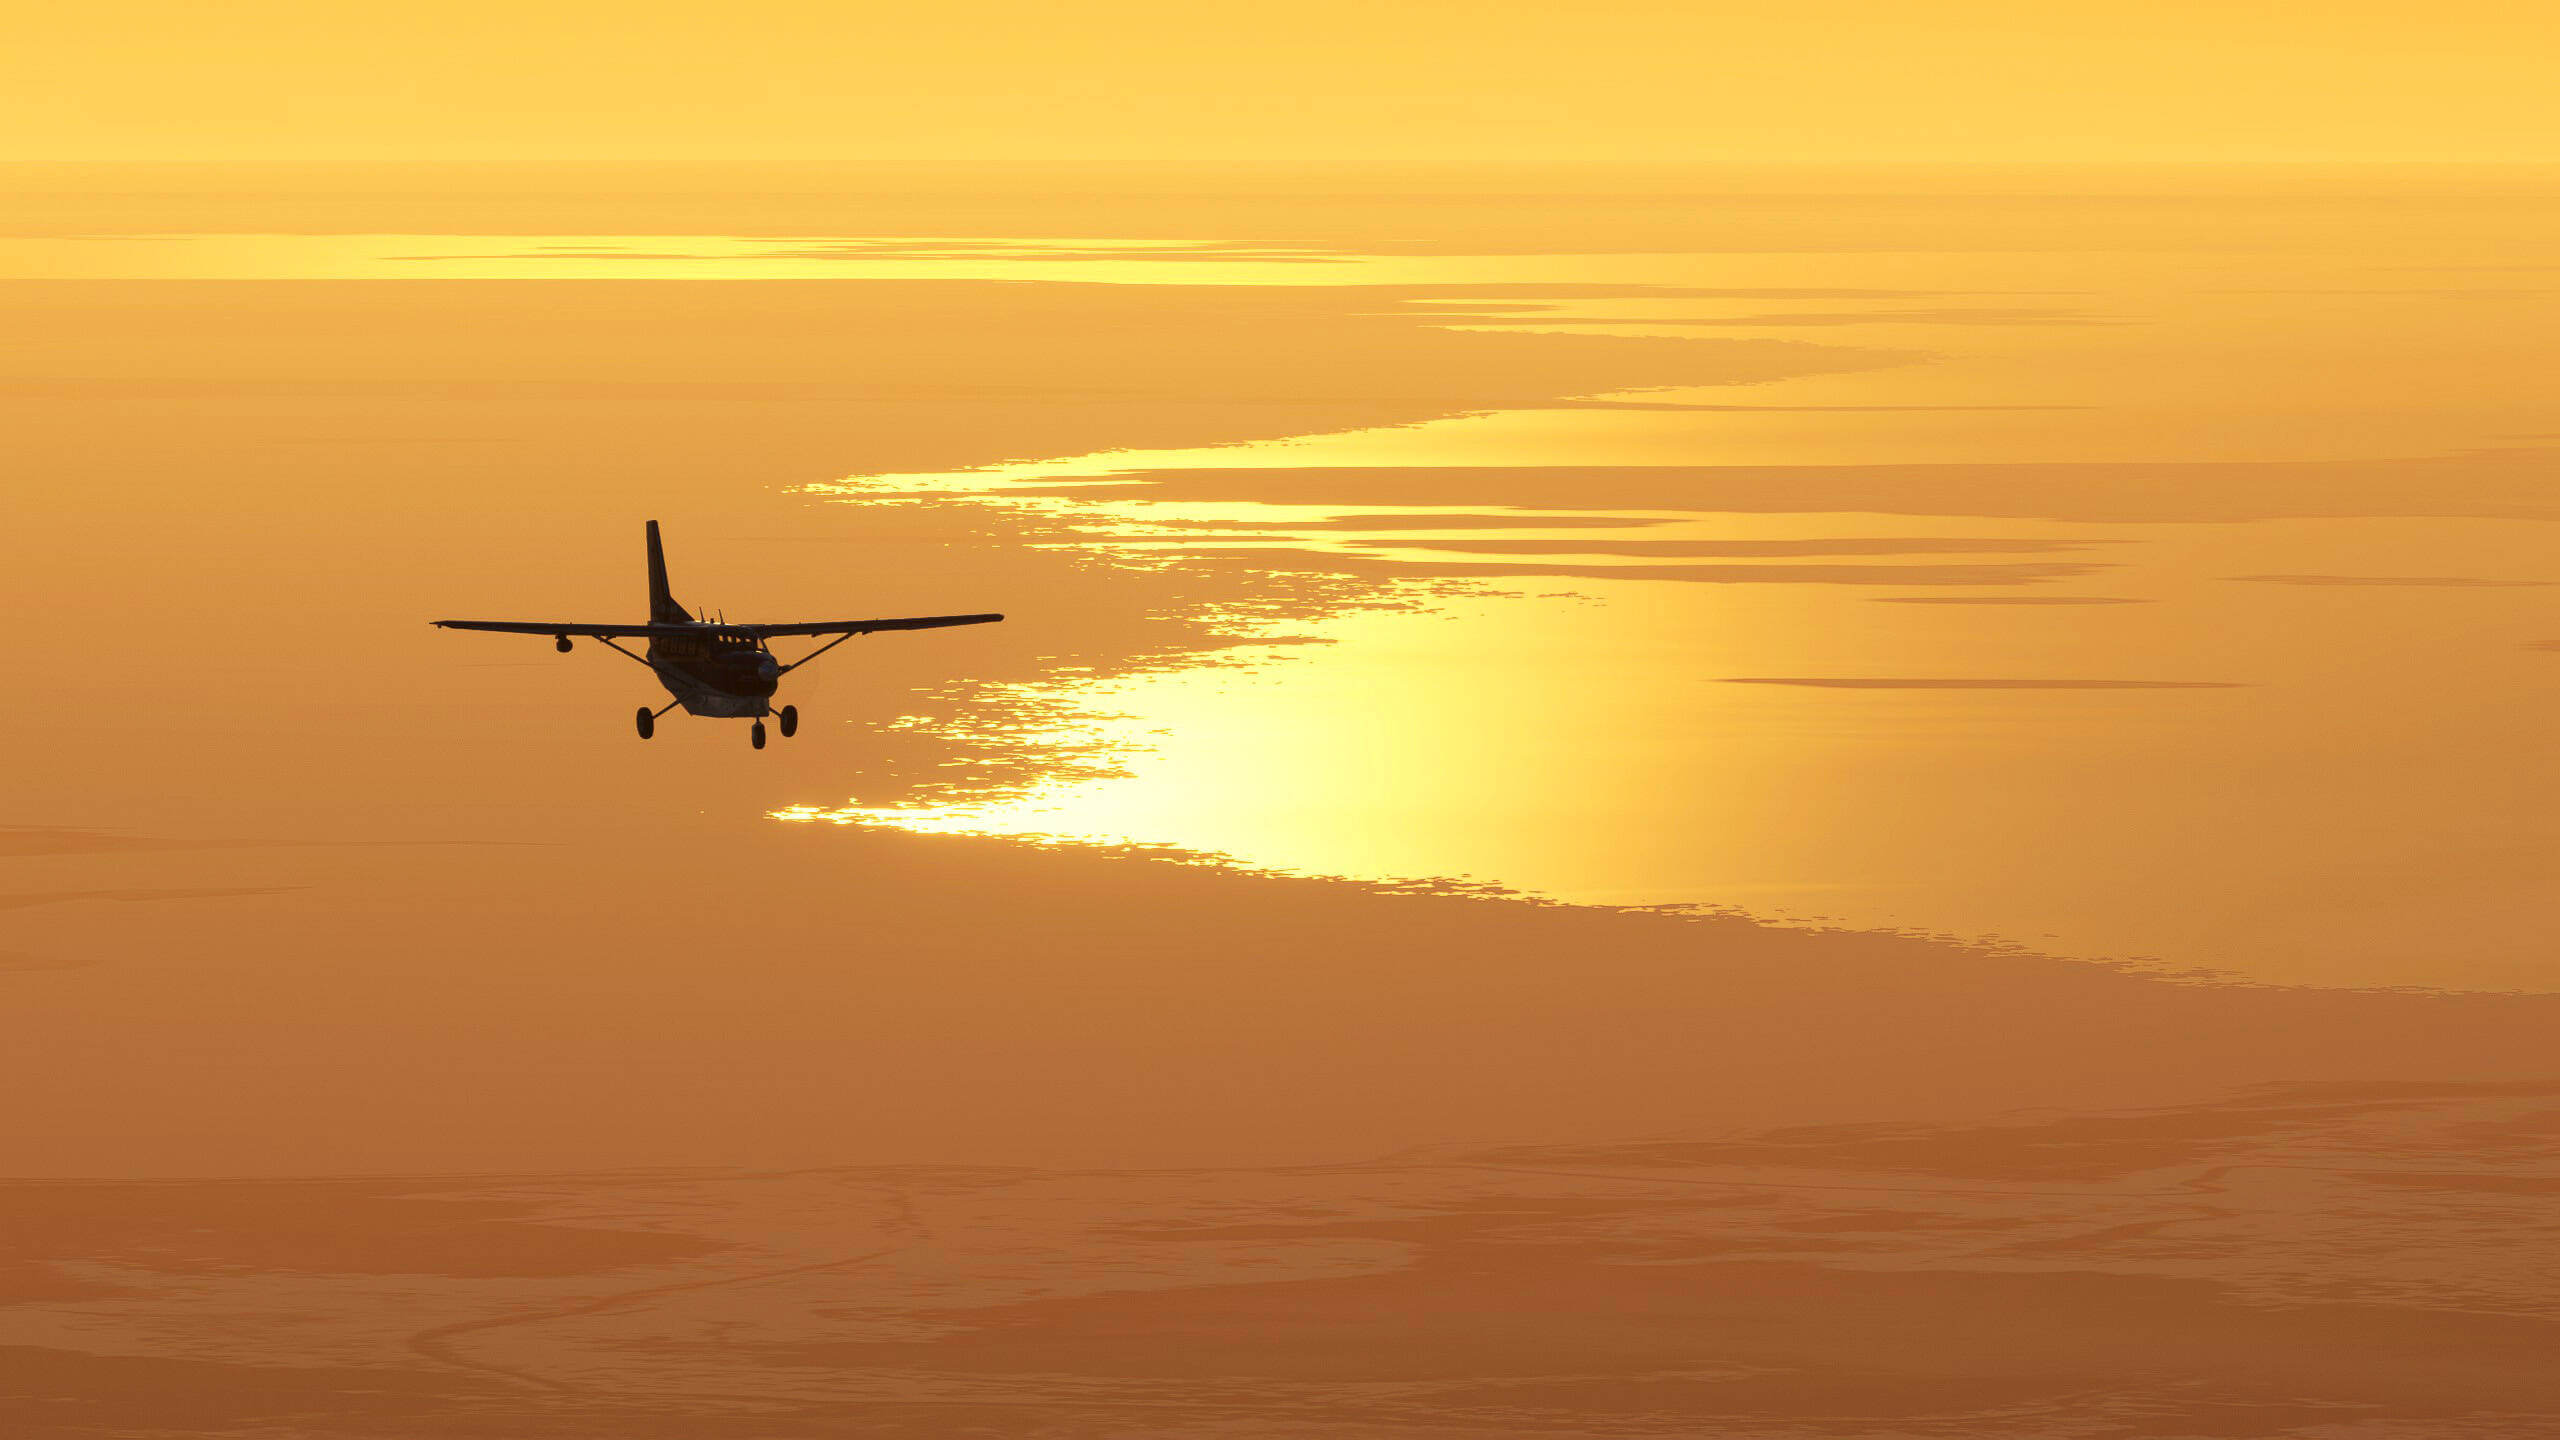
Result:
[6, 5, 2559, 1436]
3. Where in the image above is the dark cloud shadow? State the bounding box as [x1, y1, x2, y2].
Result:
[1147, 548, 2108, 587]
[2227, 573, 2553, 587]
[1517, 307, 2104, 328]
[1040, 448, 2560, 524]
[1720, 677, 2244, 689]
[1160, 513, 1683, 532]
[1872, 595, 2151, 605]
[1357, 537, 2106, 558]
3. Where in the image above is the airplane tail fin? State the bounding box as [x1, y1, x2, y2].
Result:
[646, 520, 689, 622]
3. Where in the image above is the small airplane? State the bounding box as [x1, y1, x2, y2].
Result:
[435, 521, 1003, 748]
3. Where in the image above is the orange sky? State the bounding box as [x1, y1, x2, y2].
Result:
[12, 0, 2560, 166]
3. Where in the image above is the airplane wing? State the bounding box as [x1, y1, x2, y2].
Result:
[434, 614, 1004, 638]
[738, 614, 1005, 638]
[433, 621, 670, 637]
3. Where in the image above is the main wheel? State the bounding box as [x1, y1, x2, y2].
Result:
[750, 720, 767, 750]
[778, 705, 798, 739]
[635, 706, 655, 740]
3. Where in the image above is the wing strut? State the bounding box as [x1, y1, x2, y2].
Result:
[779, 631, 864, 676]
[591, 635, 655, 669]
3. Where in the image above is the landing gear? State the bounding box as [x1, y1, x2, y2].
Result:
[777, 705, 798, 739]
[750, 720, 768, 750]
[555, 635, 573, 653]
[635, 706, 655, 740]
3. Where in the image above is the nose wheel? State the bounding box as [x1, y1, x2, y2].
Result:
[750, 720, 767, 750]
[778, 705, 798, 739]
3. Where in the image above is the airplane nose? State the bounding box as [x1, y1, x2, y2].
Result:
[756, 654, 781, 679]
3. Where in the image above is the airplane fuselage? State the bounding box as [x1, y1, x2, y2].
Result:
[646, 628, 783, 717]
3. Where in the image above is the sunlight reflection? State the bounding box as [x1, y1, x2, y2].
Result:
[779, 230, 2560, 988]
